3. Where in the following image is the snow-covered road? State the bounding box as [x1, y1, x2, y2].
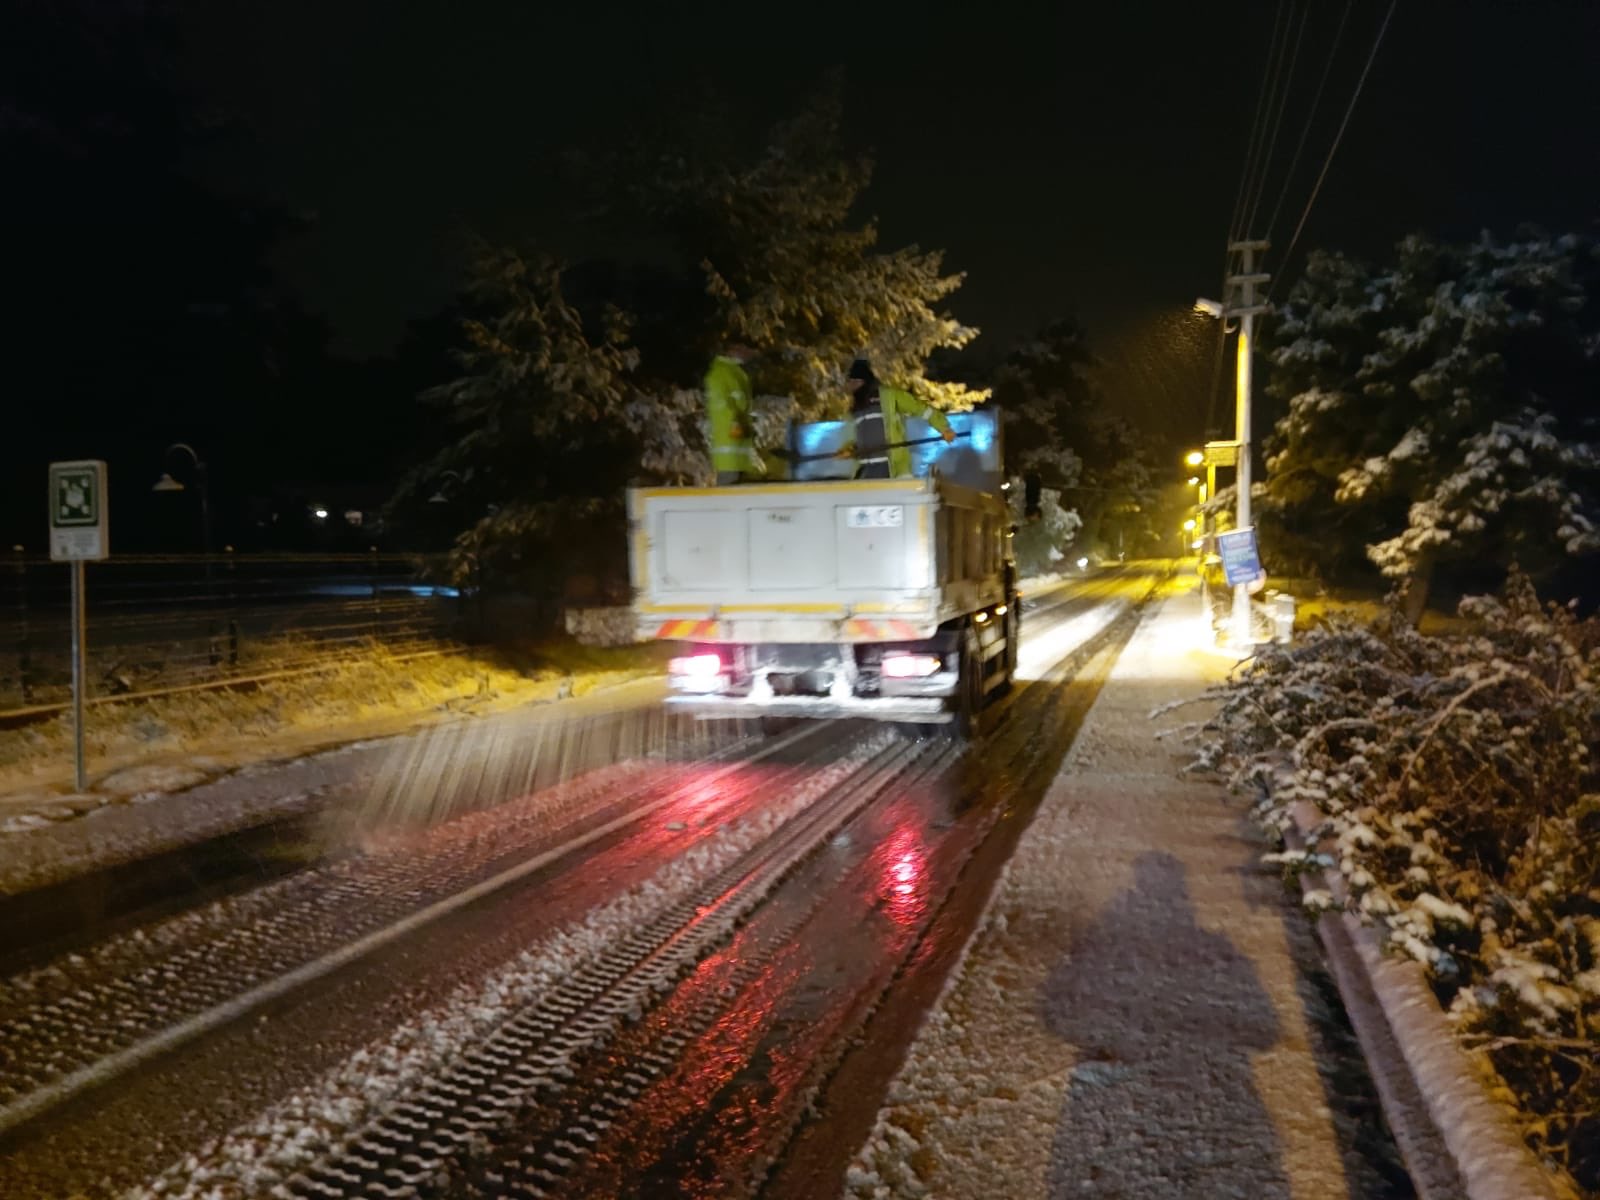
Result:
[0, 565, 1175, 1199]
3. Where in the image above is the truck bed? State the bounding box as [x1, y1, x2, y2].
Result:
[628, 476, 1008, 645]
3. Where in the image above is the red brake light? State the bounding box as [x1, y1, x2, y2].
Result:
[881, 653, 942, 679]
[669, 652, 723, 678]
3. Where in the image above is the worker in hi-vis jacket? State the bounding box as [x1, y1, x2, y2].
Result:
[704, 343, 766, 484]
[842, 357, 954, 478]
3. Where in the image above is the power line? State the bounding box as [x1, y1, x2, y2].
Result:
[1271, 0, 1400, 298]
[1211, 1, 1299, 437]
[1244, 1, 1312, 238]
[1226, 1, 1290, 246]
[1265, 0, 1353, 245]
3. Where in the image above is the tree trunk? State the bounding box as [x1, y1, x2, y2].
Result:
[1401, 553, 1434, 629]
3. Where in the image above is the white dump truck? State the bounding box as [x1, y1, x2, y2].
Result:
[627, 409, 1017, 735]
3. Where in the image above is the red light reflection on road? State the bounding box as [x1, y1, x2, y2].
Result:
[668, 763, 786, 813]
[876, 826, 929, 927]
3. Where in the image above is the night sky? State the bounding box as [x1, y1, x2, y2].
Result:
[178, 1, 1600, 355]
[6, 1, 1598, 549]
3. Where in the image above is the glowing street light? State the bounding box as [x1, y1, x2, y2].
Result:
[1185, 450, 1204, 467]
[1183, 518, 1197, 532]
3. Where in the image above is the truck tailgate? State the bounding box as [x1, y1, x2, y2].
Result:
[628, 477, 1006, 644]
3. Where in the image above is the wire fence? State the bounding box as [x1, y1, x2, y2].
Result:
[0, 552, 468, 716]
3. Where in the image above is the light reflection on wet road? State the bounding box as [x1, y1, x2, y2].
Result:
[495, 567, 1162, 1197]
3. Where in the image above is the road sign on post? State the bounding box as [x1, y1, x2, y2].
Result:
[50, 460, 109, 562]
[1217, 527, 1264, 588]
[49, 460, 108, 793]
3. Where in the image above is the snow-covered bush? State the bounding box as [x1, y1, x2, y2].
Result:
[1258, 231, 1600, 622]
[1191, 571, 1599, 1193]
[1007, 476, 1082, 577]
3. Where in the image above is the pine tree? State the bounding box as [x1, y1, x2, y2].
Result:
[395, 85, 988, 606]
[1261, 231, 1600, 619]
[634, 82, 984, 415]
[393, 246, 701, 592]
[995, 319, 1161, 562]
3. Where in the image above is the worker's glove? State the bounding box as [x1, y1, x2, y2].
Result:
[729, 422, 745, 439]
[940, 428, 957, 444]
[834, 446, 854, 459]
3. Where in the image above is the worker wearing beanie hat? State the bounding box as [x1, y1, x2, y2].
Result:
[842, 357, 954, 478]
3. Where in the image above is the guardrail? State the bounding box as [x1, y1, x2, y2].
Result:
[0, 552, 464, 717]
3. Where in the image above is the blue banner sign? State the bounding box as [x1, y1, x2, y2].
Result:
[1217, 527, 1264, 587]
[789, 407, 1001, 493]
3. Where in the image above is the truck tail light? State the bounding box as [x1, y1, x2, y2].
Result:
[669, 652, 724, 678]
[881, 653, 942, 679]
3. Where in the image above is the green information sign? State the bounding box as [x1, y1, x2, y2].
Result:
[49, 460, 109, 562]
[53, 466, 99, 525]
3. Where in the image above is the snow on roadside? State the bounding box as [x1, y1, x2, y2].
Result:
[0, 675, 667, 896]
[1014, 601, 1126, 680]
[0, 645, 660, 827]
[129, 735, 892, 1199]
[847, 588, 1363, 1199]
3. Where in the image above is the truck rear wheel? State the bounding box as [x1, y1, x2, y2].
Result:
[946, 629, 984, 742]
[1002, 601, 1020, 687]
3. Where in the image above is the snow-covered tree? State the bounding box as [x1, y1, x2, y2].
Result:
[995, 319, 1093, 487]
[1261, 231, 1600, 620]
[632, 81, 984, 416]
[1007, 479, 1082, 577]
[994, 319, 1161, 560]
[395, 85, 988, 608]
[393, 247, 702, 592]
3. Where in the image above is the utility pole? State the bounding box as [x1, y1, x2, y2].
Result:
[1228, 239, 1269, 649]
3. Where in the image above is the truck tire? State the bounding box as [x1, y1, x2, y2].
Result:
[946, 629, 984, 742]
[1003, 601, 1020, 686]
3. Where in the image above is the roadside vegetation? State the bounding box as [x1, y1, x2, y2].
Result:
[1191, 576, 1598, 1196]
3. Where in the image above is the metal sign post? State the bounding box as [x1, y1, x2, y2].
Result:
[49, 460, 109, 792]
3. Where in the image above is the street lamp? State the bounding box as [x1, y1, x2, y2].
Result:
[152, 443, 211, 557]
[1184, 450, 1204, 467]
[428, 469, 464, 505]
[153, 443, 223, 665]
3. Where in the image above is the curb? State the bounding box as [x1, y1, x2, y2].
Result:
[1286, 799, 1564, 1200]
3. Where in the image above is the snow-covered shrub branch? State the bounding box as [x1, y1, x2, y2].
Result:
[1190, 571, 1599, 1193]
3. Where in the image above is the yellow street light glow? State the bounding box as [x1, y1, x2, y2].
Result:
[1183, 519, 1197, 531]
[1187, 476, 1200, 486]
[1185, 450, 1204, 467]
